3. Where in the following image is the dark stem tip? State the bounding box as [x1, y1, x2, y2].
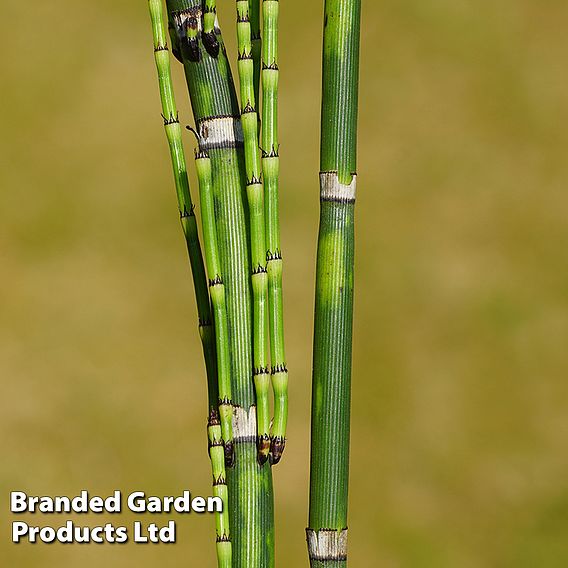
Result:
[181, 37, 200, 62]
[224, 441, 235, 468]
[202, 31, 220, 58]
[257, 435, 271, 465]
[208, 407, 220, 426]
[270, 437, 286, 465]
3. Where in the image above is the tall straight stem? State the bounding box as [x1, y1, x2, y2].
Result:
[307, 0, 361, 566]
[165, 1, 274, 566]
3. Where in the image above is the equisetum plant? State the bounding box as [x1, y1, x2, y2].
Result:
[147, 0, 359, 565]
[307, 0, 361, 567]
[148, 0, 286, 566]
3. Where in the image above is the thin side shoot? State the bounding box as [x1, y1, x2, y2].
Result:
[195, 151, 235, 466]
[249, 0, 262, 108]
[261, 0, 287, 464]
[203, 0, 220, 57]
[236, 0, 271, 464]
[147, 3, 229, 566]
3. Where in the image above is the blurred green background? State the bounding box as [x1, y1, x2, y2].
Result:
[2, 0, 568, 566]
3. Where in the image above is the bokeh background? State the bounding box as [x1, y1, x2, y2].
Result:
[2, 0, 567, 566]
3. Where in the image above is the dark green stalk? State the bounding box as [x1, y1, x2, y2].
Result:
[165, 1, 274, 565]
[307, 0, 361, 566]
[147, 2, 227, 565]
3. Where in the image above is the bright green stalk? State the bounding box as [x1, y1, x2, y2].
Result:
[147, 2, 228, 565]
[195, 151, 234, 475]
[261, 0, 287, 464]
[249, 0, 261, 108]
[165, 1, 274, 565]
[307, 0, 361, 566]
[203, 0, 219, 57]
[148, 0, 214, 390]
[236, 0, 271, 464]
[208, 408, 232, 568]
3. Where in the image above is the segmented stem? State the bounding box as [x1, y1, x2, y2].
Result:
[308, 0, 361, 566]
[236, 0, 271, 464]
[147, 2, 229, 566]
[261, 0, 287, 464]
[165, 1, 275, 565]
[203, 0, 216, 34]
[195, 152, 234, 465]
[208, 409, 232, 567]
[249, 0, 262, 108]
[203, 0, 220, 57]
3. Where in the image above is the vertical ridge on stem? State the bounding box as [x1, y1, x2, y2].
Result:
[165, 1, 274, 565]
[308, 0, 361, 566]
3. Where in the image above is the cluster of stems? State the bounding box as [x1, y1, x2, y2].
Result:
[307, 0, 361, 567]
[148, 0, 287, 565]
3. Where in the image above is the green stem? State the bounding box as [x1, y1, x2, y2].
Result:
[195, 151, 234, 467]
[261, 0, 287, 464]
[208, 409, 232, 568]
[165, 1, 274, 565]
[249, 0, 261, 109]
[147, 2, 227, 566]
[236, 0, 271, 464]
[203, 0, 220, 57]
[307, 0, 361, 566]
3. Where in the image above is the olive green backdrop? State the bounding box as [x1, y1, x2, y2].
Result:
[2, 0, 567, 566]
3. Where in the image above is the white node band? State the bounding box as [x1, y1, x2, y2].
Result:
[232, 405, 257, 442]
[198, 117, 244, 150]
[306, 529, 348, 561]
[319, 172, 356, 202]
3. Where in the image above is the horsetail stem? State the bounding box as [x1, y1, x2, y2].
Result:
[235, 0, 271, 464]
[249, 0, 262, 109]
[208, 408, 232, 568]
[261, 0, 287, 464]
[147, 3, 229, 565]
[195, 151, 234, 464]
[147, 0, 216, 404]
[165, 1, 275, 564]
[202, 0, 220, 57]
[307, 0, 361, 566]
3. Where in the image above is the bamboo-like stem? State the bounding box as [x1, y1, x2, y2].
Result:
[249, 0, 261, 109]
[235, 0, 271, 464]
[307, 0, 361, 566]
[202, 0, 220, 57]
[208, 409, 232, 567]
[261, 0, 287, 464]
[165, 1, 274, 565]
[195, 150, 234, 475]
[147, 2, 229, 566]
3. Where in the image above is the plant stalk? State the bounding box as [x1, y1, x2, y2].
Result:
[307, 0, 361, 566]
[165, 1, 275, 565]
[147, 2, 229, 565]
[261, 0, 287, 464]
[235, 0, 271, 464]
